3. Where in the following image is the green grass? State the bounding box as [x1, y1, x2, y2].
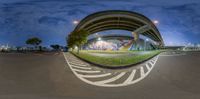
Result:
[79, 50, 138, 54]
[71, 50, 161, 67]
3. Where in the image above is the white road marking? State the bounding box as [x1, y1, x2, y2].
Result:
[68, 59, 85, 63]
[146, 64, 151, 70]
[123, 69, 136, 84]
[63, 53, 159, 87]
[99, 56, 159, 87]
[151, 60, 155, 64]
[70, 60, 85, 63]
[94, 72, 126, 84]
[151, 59, 155, 62]
[79, 73, 112, 78]
[71, 65, 92, 70]
[69, 62, 88, 66]
[150, 61, 154, 66]
[70, 62, 87, 65]
[72, 68, 101, 73]
[140, 67, 145, 77]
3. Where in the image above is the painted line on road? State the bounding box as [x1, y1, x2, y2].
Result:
[150, 61, 154, 66]
[140, 67, 145, 77]
[151, 60, 155, 64]
[100, 56, 160, 87]
[70, 62, 88, 65]
[79, 73, 112, 78]
[71, 65, 92, 70]
[94, 72, 126, 84]
[69, 60, 85, 64]
[69, 62, 88, 66]
[146, 64, 151, 71]
[123, 69, 136, 84]
[72, 68, 101, 73]
[63, 52, 159, 87]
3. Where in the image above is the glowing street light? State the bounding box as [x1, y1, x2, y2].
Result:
[98, 37, 102, 41]
[153, 20, 159, 24]
[73, 20, 79, 25]
[75, 46, 78, 49]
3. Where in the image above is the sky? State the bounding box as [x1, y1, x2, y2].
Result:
[0, 0, 200, 46]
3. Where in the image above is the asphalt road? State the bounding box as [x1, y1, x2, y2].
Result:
[0, 51, 200, 99]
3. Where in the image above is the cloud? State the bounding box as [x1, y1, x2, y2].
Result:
[163, 3, 200, 35]
[0, 0, 200, 46]
[38, 16, 68, 26]
[67, 8, 87, 16]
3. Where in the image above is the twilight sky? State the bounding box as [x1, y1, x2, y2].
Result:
[0, 0, 200, 46]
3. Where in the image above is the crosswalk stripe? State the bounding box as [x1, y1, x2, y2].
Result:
[79, 73, 112, 78]
[150, 61, 154, 66]
[71, 65, 92, 70]
[146, 64, 151, 70]
[70, 59, 84, 63]
[70, 62, 87, 65]
[151, 60, 155, 63]
[140, 67, 145, 77]
[69, 62, 87, 65]
[69, 62, 88, 66]
[123, 69, 136, 84]
[71, 62, 86, 65]
[72, 68, 101, 73]
[95, 72, 126, 84]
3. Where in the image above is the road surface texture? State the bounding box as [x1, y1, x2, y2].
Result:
[0, 51, 200, 99]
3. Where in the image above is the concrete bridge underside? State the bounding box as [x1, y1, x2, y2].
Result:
[72, 10, 164, 50]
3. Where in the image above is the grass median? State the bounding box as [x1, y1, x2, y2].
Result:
[71, 50, 161, 67]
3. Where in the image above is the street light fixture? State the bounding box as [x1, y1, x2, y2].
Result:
[73, 20, 79, 25]
[153, 20, 159, 24]
[98, 37, 101, 41]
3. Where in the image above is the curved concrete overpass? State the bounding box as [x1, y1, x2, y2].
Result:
[72, 10, 164, 47]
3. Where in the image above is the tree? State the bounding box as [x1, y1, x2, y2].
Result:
[67, 34, 75, 51]
[67, 30, 89, 54]
[50, 44, 60, 51]
[26, 37, 42, 51]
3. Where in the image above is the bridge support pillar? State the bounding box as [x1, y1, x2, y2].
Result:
[132, 32, 139, 50]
